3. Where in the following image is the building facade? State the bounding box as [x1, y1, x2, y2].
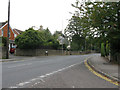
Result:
[0, 22, 22, 49]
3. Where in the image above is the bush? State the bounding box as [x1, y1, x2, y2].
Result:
[2, 37, 7, 46]
[101, 43, 105, 57]
[15, 28, 43, 49]
[106, 43, 109, 56]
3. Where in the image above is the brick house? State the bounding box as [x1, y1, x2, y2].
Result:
[0, 22, 22, 49]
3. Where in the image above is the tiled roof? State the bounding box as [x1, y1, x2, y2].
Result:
[13, 29, 23, 34]
[0, 21, 8, 28]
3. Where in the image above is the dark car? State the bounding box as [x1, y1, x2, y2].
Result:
[10, 46, 16, 54]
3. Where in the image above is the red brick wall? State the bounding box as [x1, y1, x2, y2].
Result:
[0, 24, 15, 40]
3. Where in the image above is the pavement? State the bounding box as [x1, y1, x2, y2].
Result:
[0, 54, 35, 62]
[87, 55, 119, 83]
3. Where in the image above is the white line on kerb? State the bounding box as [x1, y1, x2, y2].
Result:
[9, 61, 84, 88]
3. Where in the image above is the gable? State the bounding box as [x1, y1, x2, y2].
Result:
[0, 23, 15, 40]
[0, 22, 15, 35]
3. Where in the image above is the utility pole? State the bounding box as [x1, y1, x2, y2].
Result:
[62, 19, 64, 55]
[6, 0, 10, 59]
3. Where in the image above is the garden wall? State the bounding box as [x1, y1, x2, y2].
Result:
[15, 48, 82, 56]
[2, 47, 7, 58]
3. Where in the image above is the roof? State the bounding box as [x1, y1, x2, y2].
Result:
[0, 21, 23, 35]
[13, 29, 23, 34]
[0, 21, 8, 28]
[0, 21, 15, 34]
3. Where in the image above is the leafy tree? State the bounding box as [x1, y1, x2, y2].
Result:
[64, 0, 93, 51]
[53, 31, 63, 40]
[85, 1, 120, 61]
[39, 28, 61, 49]
[71, 34, 85, 51]
[15, 28, 43, 49]
[53, 31, 68, 50]
[66, 0, 120, 61]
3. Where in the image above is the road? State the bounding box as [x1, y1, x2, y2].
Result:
[2, 54, 118, 88]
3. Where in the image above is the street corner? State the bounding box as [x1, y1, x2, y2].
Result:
[84, 57, 120, 86]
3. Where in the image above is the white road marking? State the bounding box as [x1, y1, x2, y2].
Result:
[9, 86, 18, 88]
[72, 86, 75, 88]
[18, 82, 30, 86]
[39, 75, 46, 78]
[40, 78, 45, 82]
[9, 61, 84, 88]
[8, 63, 32, 68]
[34, 82, 38, 85]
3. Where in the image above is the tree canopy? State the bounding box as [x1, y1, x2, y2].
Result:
[65, 0, 120, 61]
[15, 28, 43, 49]
[15, 27, 61, 49]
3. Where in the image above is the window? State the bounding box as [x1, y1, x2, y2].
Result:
[14, 34, 17, 38]
[9, 31, 10, 38]
[2, 29, 4, 36]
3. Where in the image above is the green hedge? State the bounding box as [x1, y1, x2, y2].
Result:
[0, 37, 7, 46]
[101, 43, 105, 57]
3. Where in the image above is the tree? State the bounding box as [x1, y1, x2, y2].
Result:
[15, 28, 43, 49]
[39, 28, 61, 49]
[66, 0, 120, 61]
[64, 0, 93, 51]
[85, 1, 120, 60]
[53, 31, 68, 50]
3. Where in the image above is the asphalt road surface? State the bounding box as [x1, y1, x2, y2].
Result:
[2, 54, 118, 88]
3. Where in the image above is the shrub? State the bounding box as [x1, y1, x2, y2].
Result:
[106, 43, 109, 56]
[15, 29, 43, 49]
[101, 43, 105, 57]
[2, 37, 7, 46]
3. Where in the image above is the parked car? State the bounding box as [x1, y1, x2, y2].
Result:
[10, 45, 16, 54]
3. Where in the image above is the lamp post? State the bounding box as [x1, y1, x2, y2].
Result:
[6, 0, 10, 59]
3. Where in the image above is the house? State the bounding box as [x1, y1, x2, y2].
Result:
[13, 28, 23, 34]
[13, 28, 23, 38]
[0, 21, 22, 49]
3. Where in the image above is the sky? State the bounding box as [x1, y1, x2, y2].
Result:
[0, 0, 76, 34]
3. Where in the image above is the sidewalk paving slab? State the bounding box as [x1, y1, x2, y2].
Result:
[87, 54, 119, 82]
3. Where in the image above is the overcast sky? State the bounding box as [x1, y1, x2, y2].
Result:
[0, 0, 77, 34]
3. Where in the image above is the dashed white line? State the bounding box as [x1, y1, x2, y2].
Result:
[9, 61, 84, 88]
[18, 82, 30, 86]
[72, 86, 75, 88]
[40, 78, 45, 82]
